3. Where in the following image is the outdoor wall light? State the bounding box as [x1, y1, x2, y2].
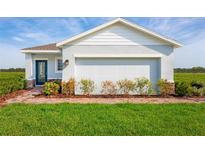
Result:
[64, 59, 69, 65]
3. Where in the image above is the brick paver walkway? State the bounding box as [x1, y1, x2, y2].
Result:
[5, 88, 205, 104]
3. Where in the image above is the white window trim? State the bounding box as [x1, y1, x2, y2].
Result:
[55, 57, 63, 73]
[34, 58, 49, 60]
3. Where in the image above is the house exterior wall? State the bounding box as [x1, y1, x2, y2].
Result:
[25, 53, 62, 87]
[62, 45, 174, 83]
[62, 45, 174, 94]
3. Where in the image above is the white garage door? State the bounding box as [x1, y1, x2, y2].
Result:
[75, 58, 160, 94]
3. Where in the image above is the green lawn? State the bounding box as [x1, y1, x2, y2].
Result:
[0, 103, 205, 136]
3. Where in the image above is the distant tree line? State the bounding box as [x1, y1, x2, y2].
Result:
[0, 67, 205, 73]
[174, 67, 205, 73]
[0, 68, 25, 72]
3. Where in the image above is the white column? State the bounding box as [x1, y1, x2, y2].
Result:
[25, 53, 33, 80]
[160, 52, 174, 82]
[62, 52, 75, 81]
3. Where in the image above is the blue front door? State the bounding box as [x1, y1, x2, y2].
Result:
[36, 60, 47, 85]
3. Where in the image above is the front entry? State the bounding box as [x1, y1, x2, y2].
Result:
[36, 60, 47, 85]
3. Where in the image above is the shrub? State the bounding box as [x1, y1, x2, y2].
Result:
[117, 79, 135, 95]
[134, 77, 152, 95]
[157, 79, 175, 96]
[190, 81, 204, 89]
[101, 80, 117, 95]
[53, 80, 62, 93]
[188, 86, 204, 96]
[186, 81, 205, 96]
[62, 78, 75, 95]
[43, 81, 60, 95]
[175, 80, 205, 97]
[78, 79, 95, 95]
[175, 81, 190, 96]
[203, 87, 205, 96]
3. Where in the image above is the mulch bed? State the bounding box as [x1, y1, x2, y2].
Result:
[35, 93, 205, 101]
[2, 90, 205, 105]
[35, 93, 183, 98]
[0, 90, 27, 106]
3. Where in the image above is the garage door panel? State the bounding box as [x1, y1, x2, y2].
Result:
[75, 58, 160, 94]
[75, 65, 150, 80]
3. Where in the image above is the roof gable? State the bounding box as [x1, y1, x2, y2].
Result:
[71, 22, 171, 46]
[57, 18, 182, 48]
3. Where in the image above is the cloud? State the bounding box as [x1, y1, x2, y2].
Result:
[1, 17, 117, 45]
[57, 18, 85, 35]
[80, 17, 89, 25]
[0, 18, 116, 68]
[12, 36, 25, 42]
[19, 32, 51, 41]
[3, 17, 205, 45]
[129, 17, 205, 44]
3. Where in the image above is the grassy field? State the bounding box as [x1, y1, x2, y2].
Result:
[1, 72, 204, 82]
[0, 72, 25, 79]
[174, 73, 205, 82]
[0, 72, 25, 96]
[0, 103, 205, 136]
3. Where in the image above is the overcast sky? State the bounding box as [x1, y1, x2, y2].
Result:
[0, 17, 205, 68]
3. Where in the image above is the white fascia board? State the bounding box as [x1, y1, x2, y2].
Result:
[74, 54, 162, 58]
[21, 50, 61, 53]
[57, 18, 182, 48]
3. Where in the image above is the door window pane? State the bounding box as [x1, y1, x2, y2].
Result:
[37, 61, 46, 83]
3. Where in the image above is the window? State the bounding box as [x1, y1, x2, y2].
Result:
[56, 57, 63, 72]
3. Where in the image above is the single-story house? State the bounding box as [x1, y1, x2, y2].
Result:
[21, 18, 182, 94]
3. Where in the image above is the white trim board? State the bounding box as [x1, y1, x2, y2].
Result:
[21, 50, 61, 53]
[33, 58, 49, 60]
[27, 78, 62, 80]
[74, 54, 162, 58]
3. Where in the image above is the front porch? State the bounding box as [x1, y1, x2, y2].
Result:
[25, 53, 63, 88]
